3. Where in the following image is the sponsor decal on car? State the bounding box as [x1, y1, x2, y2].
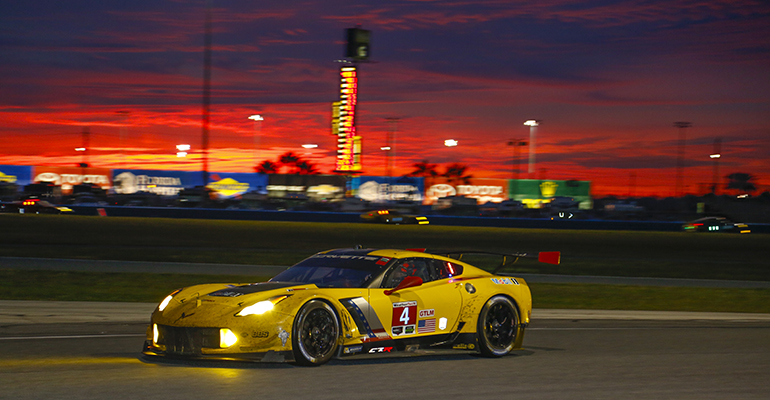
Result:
[417, 318, 436, 334]
[490, 277, 519, 285]
[392, 301, 417, 335]
[369, 346, 393, 353]
[343, 345, 364, 354]
[419, 309, 435, 318]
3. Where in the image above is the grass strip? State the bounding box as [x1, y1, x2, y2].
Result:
[1, 214, 769, 280]
[0, 269, 270, 303]
[531, 283, 770, 314]
[2, 270, 768, 313]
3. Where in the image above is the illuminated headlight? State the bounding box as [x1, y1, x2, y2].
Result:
[237, 300, 274, 316]
[153, 324, 159, 344]
[236, 295, 289, 317]
[220, 329, 238, 348]
[158, 289, 182, 312]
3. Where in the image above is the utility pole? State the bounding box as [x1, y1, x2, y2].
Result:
[116, 111, 129, 169]
[80, 127, 90, 168]
[201, 0, 212, 187]
[385, 117, 399, 179]
[711, 138, 722, 195]
[674, 121, 692, 197]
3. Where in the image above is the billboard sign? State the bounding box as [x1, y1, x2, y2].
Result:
[0, 165, 32, 187]
[334, 66, 362, 173]
[206, 172, 268, 199]
[509, 179, 592, 208]
[32, 166, 112, 194]
[350, 176, 423, 202]
[267, 174, 346, 202]
[112, 169, 202, 196]
[424, 178, 509, 205]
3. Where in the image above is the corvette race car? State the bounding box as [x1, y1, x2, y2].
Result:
[143, 247, 560, 366]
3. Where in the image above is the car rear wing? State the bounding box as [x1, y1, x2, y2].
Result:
[429, 250, 560, 274]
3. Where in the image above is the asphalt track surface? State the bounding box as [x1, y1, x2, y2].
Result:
[2, 259, 770, 399]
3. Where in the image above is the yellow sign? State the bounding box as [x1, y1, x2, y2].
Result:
[540, 181, 558, 198]
[0, 171, 17, 183]
[334, 66, 362, 172]
[207, 177, 250, 198]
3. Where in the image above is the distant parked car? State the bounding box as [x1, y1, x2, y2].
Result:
[0, 198, 73, 214]
[682, 217, 750, 234]
[360, 209, 429, 225]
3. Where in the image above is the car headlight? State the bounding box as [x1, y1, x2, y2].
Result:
[236, 295, 290, 317]
[158, 289, 182, 312]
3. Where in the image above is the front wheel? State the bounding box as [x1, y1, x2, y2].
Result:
[292, 300, 340, 366]
[477, 295, 520, 357]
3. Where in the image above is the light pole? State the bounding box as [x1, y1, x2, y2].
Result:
[710, 138, 721, 195]
[116, 111, 129, 168]
[674, 121, 692, 197]
[524, 120, 540, 178]
[507, 139, 527, 197]
[248, 114, 263, 168]
[385, 117, 399, 179]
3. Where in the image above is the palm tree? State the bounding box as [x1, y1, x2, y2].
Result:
[407, 160, 439, 178]
[442, 163, 472, 185]
[255, 160, 279, 174]
[296, 160, 319, 175]
[279, 151, 301, 174]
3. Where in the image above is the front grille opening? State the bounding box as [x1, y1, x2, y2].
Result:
[157, 325, 220, 355]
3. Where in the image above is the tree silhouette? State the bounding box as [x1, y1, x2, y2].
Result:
[407, 160, 439, 178]
[442, 163, 473, 185]
[255, 160, 279, 174]
[279, 151, 301, 174]
[296, 160, 320, 175]
[726, 172, 757, 193]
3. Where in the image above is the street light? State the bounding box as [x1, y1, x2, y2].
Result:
[710, 138, 721, 195]
[506, 139, 527, 180]
[177, 144, 190, 157]
[524, 120, 540, 178]
[248, 114, 264, 167]
[674, 121, 692, 196]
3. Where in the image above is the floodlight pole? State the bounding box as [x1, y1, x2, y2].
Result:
[201, 0, 212, 187]
[524, 120, 540, 178]
[674, 121, 692, 197]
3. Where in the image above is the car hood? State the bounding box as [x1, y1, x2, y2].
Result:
[153, 281, 319, 326]
[205, 282, 302, 298]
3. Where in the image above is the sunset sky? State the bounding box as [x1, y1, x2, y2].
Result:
[2, 0, 768, 196]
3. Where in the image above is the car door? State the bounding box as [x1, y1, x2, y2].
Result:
[368, 257, 463, 340]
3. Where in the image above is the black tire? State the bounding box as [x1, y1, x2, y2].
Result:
[292, 300, 340, 366]
[477, 295, 520, 357]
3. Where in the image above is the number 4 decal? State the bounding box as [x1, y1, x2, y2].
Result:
[392, 301, 417, 327]
[400, 307, 411, 324]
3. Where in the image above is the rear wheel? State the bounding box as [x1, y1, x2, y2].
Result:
[292, 300, 339, 366]
[477, 295, 519, 357]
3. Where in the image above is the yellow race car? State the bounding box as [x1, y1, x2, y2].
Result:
[143, 247, 560, 366]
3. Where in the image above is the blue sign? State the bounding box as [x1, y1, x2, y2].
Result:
[0, 165, 33, 187]
[112, 169, 203, 196]
[207, 172, 268, 199]
[350, 176, 424, 202]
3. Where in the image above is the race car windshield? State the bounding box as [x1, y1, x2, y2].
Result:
[270, 266, 373, 288]
[269, 253, 386, 288]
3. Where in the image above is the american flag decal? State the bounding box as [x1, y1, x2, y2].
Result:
[418, 318, 436, 334]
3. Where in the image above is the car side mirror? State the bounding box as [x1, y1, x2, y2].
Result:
[384, 276, 423, 296]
